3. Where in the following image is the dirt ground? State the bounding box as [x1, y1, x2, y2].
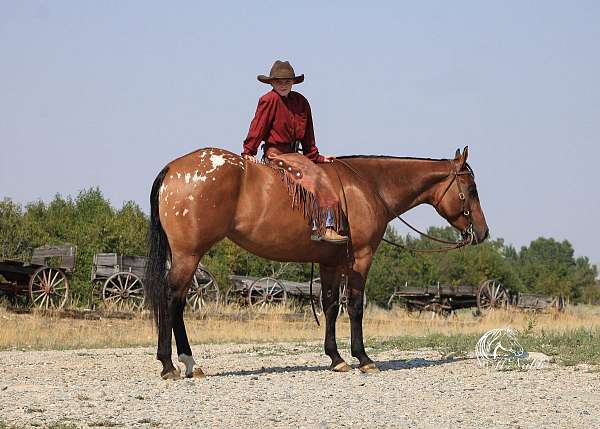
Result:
[1, 342, 599, 428]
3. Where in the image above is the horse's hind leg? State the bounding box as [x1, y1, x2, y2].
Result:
[156, 252, 200, 379]
[320, 264, 351, 372]
[165, 252, 204, 379]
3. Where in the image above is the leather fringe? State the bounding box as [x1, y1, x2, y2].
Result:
[268, 163, 343, 236]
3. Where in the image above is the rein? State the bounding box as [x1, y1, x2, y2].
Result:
[309, 262, 320, 326]
[333, 158, 475, 253]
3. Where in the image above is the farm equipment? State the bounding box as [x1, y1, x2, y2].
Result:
[91, 253, 219, 311]
[0, 244, 77, 309]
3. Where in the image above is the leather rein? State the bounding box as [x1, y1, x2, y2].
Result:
[333, 158, 476, 253]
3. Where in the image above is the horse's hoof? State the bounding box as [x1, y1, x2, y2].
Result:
[330, 361, 352, 372]
[187, 367, 206, 379]
[359, 363, 380, 374]
[161, 367, 181, 380]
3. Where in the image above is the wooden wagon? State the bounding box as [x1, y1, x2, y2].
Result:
[510, 292, 565, 312]
[387, 279, 510, 317]
[226, 275, 313, 307]
[226, 273, 365, 315]
[91, 253, 219, 311]
[0, 244, 77, 309]
[387, 279, 564, 317]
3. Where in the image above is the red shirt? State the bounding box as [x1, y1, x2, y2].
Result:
[243, 90, 325, 163]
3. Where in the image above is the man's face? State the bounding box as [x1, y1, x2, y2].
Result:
[271, 78, 293, 97]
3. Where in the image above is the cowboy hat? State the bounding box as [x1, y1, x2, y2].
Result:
[257, 60, 304, 84]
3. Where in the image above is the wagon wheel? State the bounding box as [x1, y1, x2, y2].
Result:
[248, 277, 287, 308]
[28, 267, 69, 310]
[102, 272, 144, 311]
[186, 267, 219, 312]
[317, 287, 346, 317]
[224, 287, 240, 306]
[476, 279, 508, 314]
[337, 281, 348, 316]
[335, 282, 367, 317]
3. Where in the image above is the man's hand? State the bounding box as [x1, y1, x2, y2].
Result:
[243, 154, 258, 163]
[320, 155, 335, 163]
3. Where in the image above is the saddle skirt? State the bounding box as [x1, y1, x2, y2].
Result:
[266, 153, 345, 235]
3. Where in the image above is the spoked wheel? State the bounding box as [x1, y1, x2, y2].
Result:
[102, 272, 144, 311]
[248, 277, 287, 309]
[338, 279, 349, 316]
[186, 267, 219, 312]
[29, 267, 69, 309]
[224, 287, 240, 306]
[477, 279, 509, 315]
[334, 278, 367, 317]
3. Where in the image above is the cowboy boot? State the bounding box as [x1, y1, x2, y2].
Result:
[321, 227, 349, 244]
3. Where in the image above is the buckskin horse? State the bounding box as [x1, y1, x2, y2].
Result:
[145, 146, 488, 379]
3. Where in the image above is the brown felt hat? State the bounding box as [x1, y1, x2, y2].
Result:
[257, 60, 304, 84]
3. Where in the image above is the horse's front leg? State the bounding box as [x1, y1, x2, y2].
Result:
[347, 253, 379, 373]
[319, 264, 351, 372]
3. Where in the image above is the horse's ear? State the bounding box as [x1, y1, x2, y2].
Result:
[458, 146, 469, 169]
[454, 148, 461, 159]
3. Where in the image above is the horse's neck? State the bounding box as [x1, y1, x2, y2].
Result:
[346, 157, 451, 220]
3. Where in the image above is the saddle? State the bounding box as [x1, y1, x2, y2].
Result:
[265, 152, 346, 236]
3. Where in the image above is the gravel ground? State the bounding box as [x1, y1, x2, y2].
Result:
[1, 342, 599, 428]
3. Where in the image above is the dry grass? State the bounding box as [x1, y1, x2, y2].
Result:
[1, 303, 600, 352]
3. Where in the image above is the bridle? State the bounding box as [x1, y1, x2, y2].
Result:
[334, 158, 476, 253]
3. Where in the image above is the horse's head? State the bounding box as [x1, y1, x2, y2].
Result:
[432, 147, 489, 244]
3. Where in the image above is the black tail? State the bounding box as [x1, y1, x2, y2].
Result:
[145, 166, 170, 327]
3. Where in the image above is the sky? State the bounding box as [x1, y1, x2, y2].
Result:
[1, 1, 599, 267]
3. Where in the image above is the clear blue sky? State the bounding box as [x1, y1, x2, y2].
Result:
[1, 1, 599, 267]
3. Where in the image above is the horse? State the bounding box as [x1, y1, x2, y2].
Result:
[145, 146, 489, 379]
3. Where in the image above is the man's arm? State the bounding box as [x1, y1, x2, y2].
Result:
[243, 95, 276, 157]
[301, 101, 326, 163]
